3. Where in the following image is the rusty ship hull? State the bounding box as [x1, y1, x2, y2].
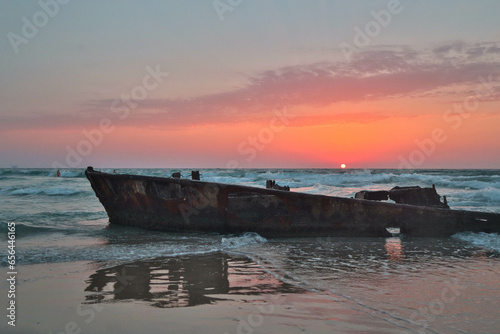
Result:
[85, 167, 500, 237]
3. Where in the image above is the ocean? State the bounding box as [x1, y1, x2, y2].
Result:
[1, 168, 499, 333]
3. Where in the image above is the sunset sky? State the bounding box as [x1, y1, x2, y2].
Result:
[1, 0, 499, 168]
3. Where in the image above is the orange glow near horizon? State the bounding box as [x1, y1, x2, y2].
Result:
[3, 98, 500, 168]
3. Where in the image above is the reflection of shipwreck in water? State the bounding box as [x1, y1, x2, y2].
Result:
[84, 253, 303, 308]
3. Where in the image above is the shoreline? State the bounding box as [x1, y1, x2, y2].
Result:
[2, 258, 407, 334]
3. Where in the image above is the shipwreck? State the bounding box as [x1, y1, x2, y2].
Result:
[85, 167, 500, 237]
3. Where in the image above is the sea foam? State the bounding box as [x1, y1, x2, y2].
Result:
[452, 232, 500, 252]
[221, 232, 267, 249]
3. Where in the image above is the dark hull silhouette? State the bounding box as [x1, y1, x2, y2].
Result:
[85, 167, 500, 237]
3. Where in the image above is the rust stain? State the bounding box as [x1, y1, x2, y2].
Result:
[85, 167, 500, 237]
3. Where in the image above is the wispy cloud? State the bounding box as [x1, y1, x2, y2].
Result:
[119, 41, 500, 112]
[3, 42, 500, 131]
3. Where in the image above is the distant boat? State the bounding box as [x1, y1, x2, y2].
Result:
[85, 167, 500, 237]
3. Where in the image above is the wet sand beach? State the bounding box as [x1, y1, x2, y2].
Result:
[3, 253, 406, 334]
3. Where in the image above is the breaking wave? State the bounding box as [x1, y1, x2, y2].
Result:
[5, 186, 87, 196]
[0, 222, 65, 235]
[452, 232, 500, 252]
[0, 169, 85, 178]
[221, 232, 267, 249]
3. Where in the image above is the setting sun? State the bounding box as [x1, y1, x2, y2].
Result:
[340, 164, 346, 169]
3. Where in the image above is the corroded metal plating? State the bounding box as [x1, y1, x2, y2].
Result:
[85, 167, 500, 237]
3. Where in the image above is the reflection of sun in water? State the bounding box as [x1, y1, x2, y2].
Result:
[385, 237, 404, 261]
[340, 164, 346, 169]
